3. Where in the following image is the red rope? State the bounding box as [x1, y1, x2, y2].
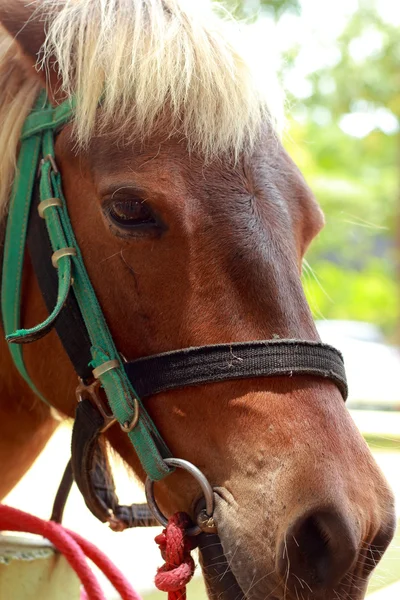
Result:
[0, 504, 141, 600]
[154, 513, 198, 600]
[0, 504, 198, 600]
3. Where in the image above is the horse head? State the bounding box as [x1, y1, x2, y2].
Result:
[0, 1, 395, 599]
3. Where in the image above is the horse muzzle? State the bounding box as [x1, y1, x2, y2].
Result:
[197, 486, 396, 600]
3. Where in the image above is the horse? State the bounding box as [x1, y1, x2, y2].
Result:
[0, 1, 395, 599]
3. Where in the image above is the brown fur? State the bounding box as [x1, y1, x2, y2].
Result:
[0, 3, 395, 600]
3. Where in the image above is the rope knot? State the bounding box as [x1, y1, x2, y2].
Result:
[155, 512, 198, 600]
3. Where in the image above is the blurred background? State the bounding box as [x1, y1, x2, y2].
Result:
[225, 0, 399, 343]
[5, 0, 400, 598]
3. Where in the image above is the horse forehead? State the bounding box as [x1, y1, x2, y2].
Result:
[60, 128, 319, 240]
[84, 132, 291, 197]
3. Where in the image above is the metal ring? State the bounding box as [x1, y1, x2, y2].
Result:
[38, 197, 62, 218]
[51, 247, 77, 268]
[92, 359, 120, 380]
[145, 458, 215, 536]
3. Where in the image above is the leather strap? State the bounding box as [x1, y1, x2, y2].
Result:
[1, 91, 171, 527]
[51, 460, 74, 523]
[125, 339, 348, 400]
[71, 399, 159, 529]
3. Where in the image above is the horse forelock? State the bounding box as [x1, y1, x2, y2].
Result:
[0, 28, 41, 220]
[39, 0, 282, 152]
[0, 0, 284, 220]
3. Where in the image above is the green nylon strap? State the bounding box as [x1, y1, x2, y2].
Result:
[1, 98, 48, 403]
[6, 145, 74, 343]
[6, 260, 72, 344]
[1, 93, 171, 481]
[1, 94, 48, 404]
[21, 97, 76, 140]
[40, 131, 171, 480]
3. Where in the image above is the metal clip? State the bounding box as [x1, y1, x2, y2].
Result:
[107, 512, 127, 532]
[75, 379, 116, 433]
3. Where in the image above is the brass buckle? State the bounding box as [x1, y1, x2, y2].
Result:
[75, 378, 117, 433]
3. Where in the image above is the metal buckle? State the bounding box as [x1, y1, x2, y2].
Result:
[75, 378, 117, 433]
[40, 154, 59, 174]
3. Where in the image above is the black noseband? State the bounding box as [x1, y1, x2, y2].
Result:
[124, 339, 348, 401]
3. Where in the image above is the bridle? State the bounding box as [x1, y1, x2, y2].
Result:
[1, 92, 348, 535]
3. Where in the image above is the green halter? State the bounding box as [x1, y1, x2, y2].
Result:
[1, 91, 171, 481]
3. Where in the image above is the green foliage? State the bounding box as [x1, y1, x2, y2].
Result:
[217, 0, 300, 20]
[286, 115, 399, 338]
[217, 0, 399, 337]
[303, 262, 398, 336]
[305, 4, 400, 119]
[283, 0, 400, 339]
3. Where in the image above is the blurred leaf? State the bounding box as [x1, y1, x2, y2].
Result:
[303, 263, 399, 340]
[217, 0, 300, 20]
[283, 0, 400, 339]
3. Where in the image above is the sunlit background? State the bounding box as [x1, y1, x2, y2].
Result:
[230, 0, 399, 337]
[5, 0, 400, 598]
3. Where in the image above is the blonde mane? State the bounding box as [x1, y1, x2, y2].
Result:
[0, 0, 283, 218]
[0, 30, 42, 218]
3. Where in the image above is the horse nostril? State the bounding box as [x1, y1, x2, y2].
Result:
[277, 508, 358, 592]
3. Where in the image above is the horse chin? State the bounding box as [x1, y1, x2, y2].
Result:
[197, 532, 246, 600]
[198, 534, 281, 600]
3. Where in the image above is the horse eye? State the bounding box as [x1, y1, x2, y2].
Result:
[107, 199, 156, 228]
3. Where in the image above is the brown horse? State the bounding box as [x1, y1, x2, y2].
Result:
[0, 1, 395, 599]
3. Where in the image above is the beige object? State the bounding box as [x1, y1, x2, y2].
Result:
[0, 534, 80, 600]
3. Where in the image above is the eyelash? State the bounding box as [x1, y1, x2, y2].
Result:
[102, 197, 164, 237]
[110, 199, 154, 224]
